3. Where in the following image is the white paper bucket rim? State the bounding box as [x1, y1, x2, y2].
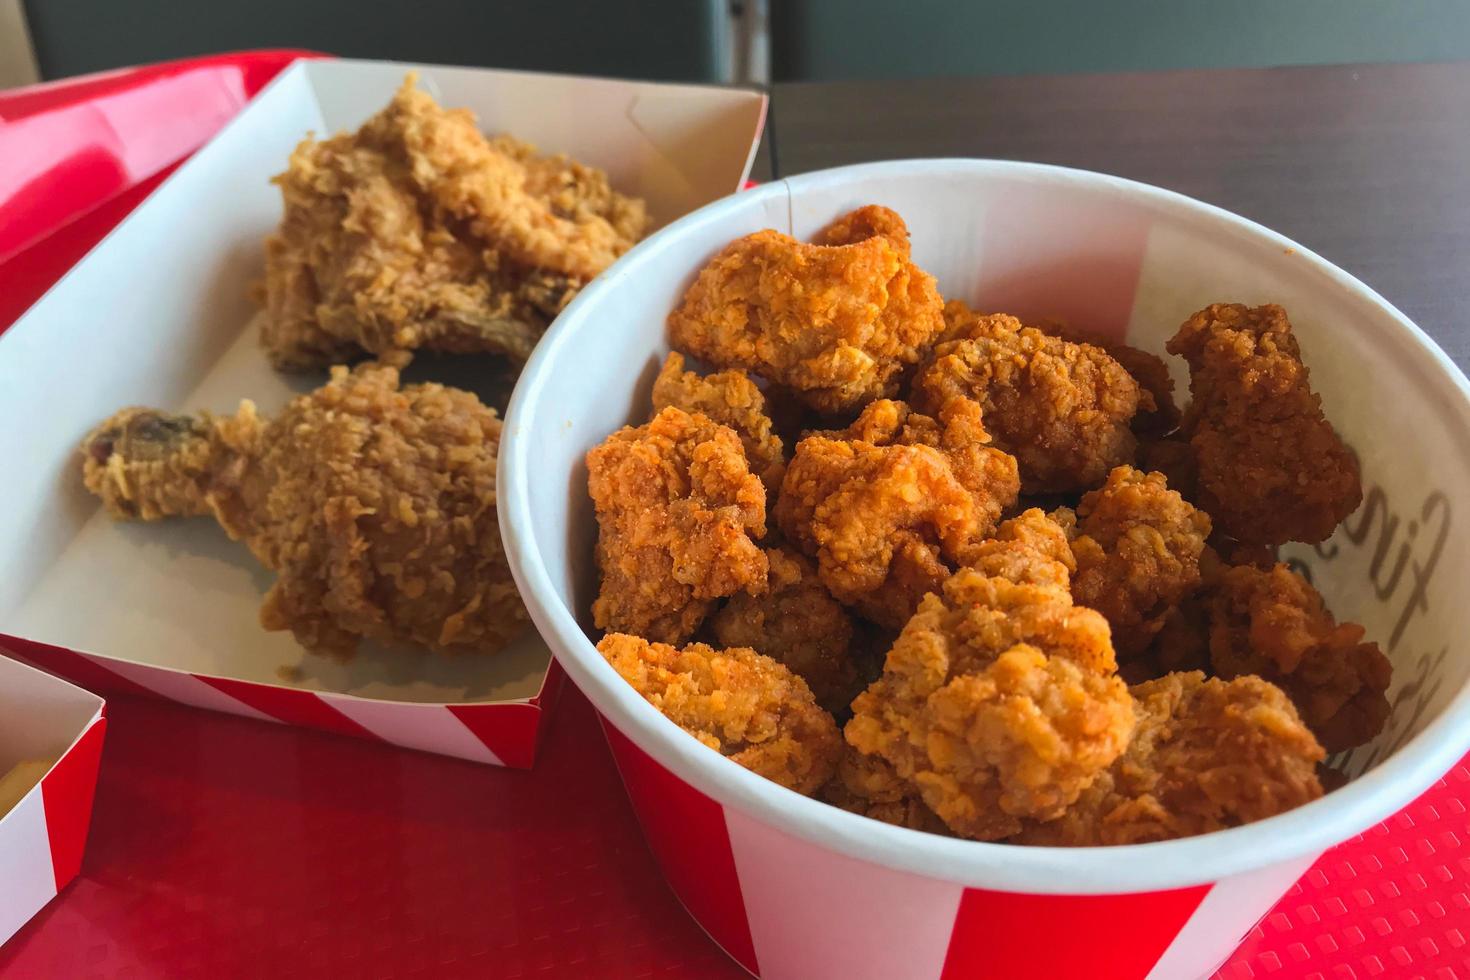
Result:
[501, 158, 1470, 895]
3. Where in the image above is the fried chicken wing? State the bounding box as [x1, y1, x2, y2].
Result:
[586, 407, 768, 644]
[597, 632, 842, 794]
[1206, 562, 1392, 753]
[915, 301, 1142, 493]
[774, 398, 1018, 628]
[666, 206, 944, 412]
[261, 75, 648, 369]
[1167, 303, 1361, 546]
[652, 351, 786, 493]
[846, 515, 1133, 840]
[82, 358, 526, 658]
[1065, 466, 1212, 657]
[708, 545, 861, 714]
[1015, 672, 1325, 845]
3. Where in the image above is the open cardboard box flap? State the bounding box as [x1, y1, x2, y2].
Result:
[0, 59, 766, 766]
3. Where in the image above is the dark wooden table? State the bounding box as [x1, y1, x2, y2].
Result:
[766, 60, 1470, 372]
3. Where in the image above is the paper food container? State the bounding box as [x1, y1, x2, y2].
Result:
[0, 655, 106, 948]
[499, 159, 1470, 977]
[0, 59, 766, 768]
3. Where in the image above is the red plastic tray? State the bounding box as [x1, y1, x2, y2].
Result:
[1, 52, 1468, 979]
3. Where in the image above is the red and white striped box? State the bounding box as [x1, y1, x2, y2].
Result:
[501, 160, 1470, 976]
[0, 655, 106, 948]
[0, 59, 765, 766]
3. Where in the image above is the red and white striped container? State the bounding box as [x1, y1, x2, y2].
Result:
[501, 160, 1470, 977]
[0, 655, 106, 948]
[0, 59, 766, 767]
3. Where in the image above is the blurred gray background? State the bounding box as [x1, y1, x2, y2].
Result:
[5, 0, 1470, 87]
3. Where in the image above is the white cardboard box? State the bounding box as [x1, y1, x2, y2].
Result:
[0, 655, 106, 947]
[0, 58, 766, 766]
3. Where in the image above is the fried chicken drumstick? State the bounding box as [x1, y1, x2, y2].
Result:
[81, 357, 526, 659]
[262, 75, 649, 370]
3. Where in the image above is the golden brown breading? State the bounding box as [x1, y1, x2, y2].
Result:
[915, 301, 1142, 493]
[1015, 672, 1325, 845]
[1136, 435, 1197, 502]
[964, 507, 1077, 590]
[776, 437, 972, 628]
[774, 399, 1017, 628]
[82, 357, 526, 659]
[1167, 303, 1361, 546]
[597, 632, 842, 794]
[821, 748, 950, 833]
[1066, 467, 1212, 657]
[586, 407, 768, 644]
[1034, 322, 1182, 436]
[846, 536, 1133, 840]
[652, 351, 786, 493]
[261, 75, 648, 369]
[708, 545, 861, 714]
[666, 207, 944, 412]
[1205, 563, 1392, 754]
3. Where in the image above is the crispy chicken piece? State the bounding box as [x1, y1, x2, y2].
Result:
[1065, 467, 1212, 657]
[708, 545, 861, 714]
[1167, 303, 1361, 546]
[821, 747, 950, 833]
[1206, 563, 1392, 754]
[586, 407, 768, 644]
[261, 75, 648, 369]
[1034, 322, 1182, 436]
[1015, 672, 1325, 845]
[666, 206, 944, 412]
[846, 518, 1134, 840]
[915, 301, 1142, 493]
[840, 396, 1021, 526]
[775, 398, 1018, 628]
[1136, 435, 1197, 501]
[652, 351, 786, 493]
[81, 358, 526, 659]
[597, 633, 842, 794]
[1120, 598, 1213, 686]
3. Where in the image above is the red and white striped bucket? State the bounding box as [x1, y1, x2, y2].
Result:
[0, 655, 106, 947]
[501, 160, 1470, 978]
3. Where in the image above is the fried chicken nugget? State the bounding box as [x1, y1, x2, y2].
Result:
[1015, 672, 1325, 845]
[666, 206, 944, 413]
[915, 301, 1142, 493]
[1034, 322, 1182, 436]
[82, 357, 526, 659]
[708, 545, 861, 714]
[1206, 563, 1392, 753]
[262, 75, 648, 369]
[846, 515, 1134, 840]
[821, 747, 950, 833]
[597, 632, 842, 794]
[652, 351, 786, 493]
[1065, 466, 1212, 657]
[775, 398, 1018, 628]
[586, 407, 768, 644]
[1167, 303, 1361, 546]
